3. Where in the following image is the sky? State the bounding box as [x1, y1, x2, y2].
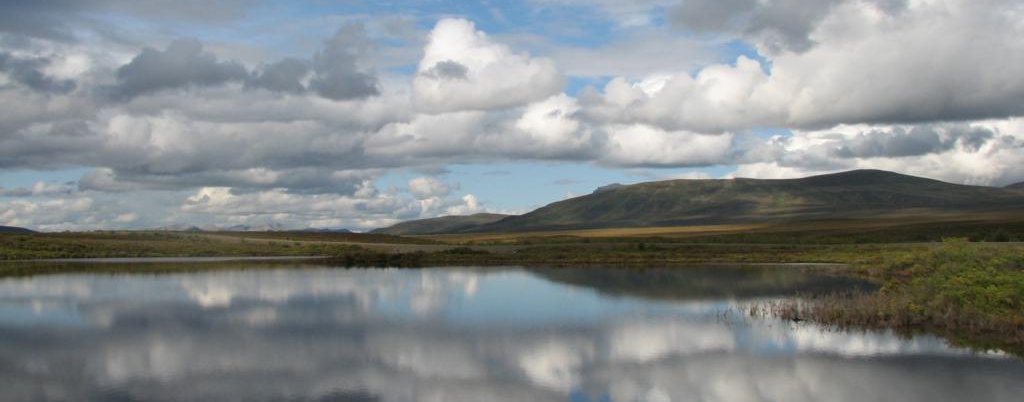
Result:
[1, 0, 1023, 231]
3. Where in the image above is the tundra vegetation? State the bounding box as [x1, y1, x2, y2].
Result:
[750, 239, 1024, 356]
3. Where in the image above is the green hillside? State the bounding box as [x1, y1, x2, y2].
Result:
[0, 226, 34, 234]
[474, 170, 1024, 232]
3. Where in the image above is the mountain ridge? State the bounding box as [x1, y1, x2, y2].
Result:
[373, 169, 1024, 235]
[475, 169, 1024, 232]
[0, 225, 35, 234]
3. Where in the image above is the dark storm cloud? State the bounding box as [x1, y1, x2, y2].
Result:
[0, 1, 77, 41]
[670, 0, 845, 52]
[247, 58, 310, 94]
[0, 52, 76, 93]
[310, 24, 380, 101]
[110, 23, 380, 100]
[832, 125, 997, 159]
[110, 39, 249, 100]
[0, 120, 97, 169]
[669, 0, 909, 53]
[670, 0, 759, 33]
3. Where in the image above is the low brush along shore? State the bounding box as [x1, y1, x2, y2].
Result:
[749, 239, 1024, 356]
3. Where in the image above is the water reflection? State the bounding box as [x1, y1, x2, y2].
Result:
[0, 264, 1020, 402]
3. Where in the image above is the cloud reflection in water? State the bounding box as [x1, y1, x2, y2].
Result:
[0, 265, 1021, 402]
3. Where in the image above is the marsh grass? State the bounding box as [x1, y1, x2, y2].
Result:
[0, 231, 434, 260]
[750, 239, 1024, 356]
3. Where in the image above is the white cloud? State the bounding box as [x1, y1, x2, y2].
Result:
[413, 18, 564, 113]
[171, 180, 491, 230]
[445, 194, 484, 216]
[730, 120, 1024, 186]
[598, 124, 736, 167]
[0, 196, 96, 230]
[513, 94, 591, 154]
[408, 177, 452, 199]
[589, 1, 1024, 131]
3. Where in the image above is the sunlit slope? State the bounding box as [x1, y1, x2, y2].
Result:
[474, 170, 1024, 232]
[371, 213, 510, 235]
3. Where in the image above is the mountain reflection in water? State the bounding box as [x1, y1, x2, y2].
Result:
[0, 264, 1021, 402]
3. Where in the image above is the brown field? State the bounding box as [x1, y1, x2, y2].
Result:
[425, 223, 768, 243]
[426, 211, 1024, 243]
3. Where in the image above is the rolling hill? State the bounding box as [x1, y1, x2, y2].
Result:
[371, 213, 510, 235]
[473, 169, 1024, 232]
[1006, 182, 1024, 190]
[372, 170, 1024, 235]
[0, 226, 35, 234]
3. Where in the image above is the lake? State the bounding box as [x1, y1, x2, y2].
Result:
[0, 262, 1021, 401]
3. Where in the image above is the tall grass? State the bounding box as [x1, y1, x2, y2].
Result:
[752, 239, 1024, 355]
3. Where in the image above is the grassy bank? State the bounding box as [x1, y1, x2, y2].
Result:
[429, 215, 1024, 245]
[751, 239, 1024, 355]
[3, 230, 1023, 355]
[410, 243, 908, 266]
[2, 230, 917, 264]
[0, 230, 385, 258]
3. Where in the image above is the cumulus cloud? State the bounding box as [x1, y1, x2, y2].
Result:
[408, 177, 453, 200]
[179, 186, 410, 229]
[582, 56, 776, 133]
[168, 179, 486, 229]
[594, 0, 1024, 131]
[246, 58, 309, 94]
[309, 23, 380, 101]
[831, 125, 994, 159]
[110, 24, 379, 101]
[670, 0, 846, 53]
[110, 39, 249, 100]
[0, 195, 104, 231]
[0, 52, 77, 93]
[413, 18, 563, 113]
[2, 2, 1024, 229]
[598, 124, 735, 167]
[731, 120, 1024, 186]
[499, 93, 594, 159]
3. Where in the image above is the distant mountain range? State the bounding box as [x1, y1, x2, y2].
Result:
[373, 169, 1024, 234]
[0, 225, 34, 234]
[156, 224, 352, 233]
[1007, 182, 1024, 190]
[371, 213, 510, 235]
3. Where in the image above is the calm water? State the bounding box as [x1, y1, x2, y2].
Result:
[0, 263, 1021, 402]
